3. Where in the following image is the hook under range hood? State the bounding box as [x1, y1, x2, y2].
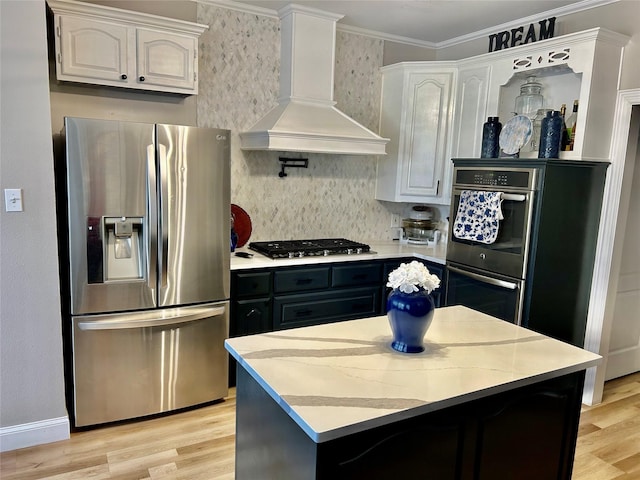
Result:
[239, 5, 389, 156]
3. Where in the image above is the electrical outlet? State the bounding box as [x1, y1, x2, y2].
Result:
[390, 214, 401, 228]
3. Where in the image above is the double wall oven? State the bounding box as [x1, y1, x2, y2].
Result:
[444, 158, 609, 347]
[445, 166, 538, 324]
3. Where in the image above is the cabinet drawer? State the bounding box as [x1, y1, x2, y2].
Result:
[274, 287, 380, 330]
[332, 263, 382, 287]
[234, 272, 272, 298]
[232, 298, 272, 336]
[274, 267, 330, 293]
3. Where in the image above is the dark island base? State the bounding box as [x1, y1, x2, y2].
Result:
[235, 367, 585, 479]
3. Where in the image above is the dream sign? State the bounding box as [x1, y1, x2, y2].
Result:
[488, 17, 556, 52]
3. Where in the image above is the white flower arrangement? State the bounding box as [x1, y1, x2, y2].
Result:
[387, 260, 441, 294]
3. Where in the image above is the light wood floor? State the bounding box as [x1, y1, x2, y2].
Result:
[2, 372, 639, 480]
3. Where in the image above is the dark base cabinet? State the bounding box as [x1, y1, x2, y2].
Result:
[274, 287, 380, 330]
[235, 367, 584, 480]
[229, 258, 445, 386]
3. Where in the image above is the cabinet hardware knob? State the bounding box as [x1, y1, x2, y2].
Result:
[120, 74, 127, 80]
[139, 76, 145, 82]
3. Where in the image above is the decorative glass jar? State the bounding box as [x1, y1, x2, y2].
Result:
[514, 76, 544, 119]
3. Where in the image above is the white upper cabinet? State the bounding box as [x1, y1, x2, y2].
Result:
[377, 28, 629, 205]
[454, 28, 629, 161]
[47, 0, 207, 95]
[376, 64, 457, 204]
[482, 28, 629, 161]
[450, 65, 491, 159]
[56, 15, 129, 83]
[135, 28, 197, 91]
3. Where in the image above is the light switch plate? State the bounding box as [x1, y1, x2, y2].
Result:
[4, 188, 23, 212]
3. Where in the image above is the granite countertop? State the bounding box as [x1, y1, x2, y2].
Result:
[225, 305, 601, 443]
[230, 240, 447, 270]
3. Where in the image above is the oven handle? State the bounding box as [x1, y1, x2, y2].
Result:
[448, 265, 519, 290]
[502, 193, 526, 202]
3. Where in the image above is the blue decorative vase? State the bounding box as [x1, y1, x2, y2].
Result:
[230, 228, 238, 252]
[387, 289, 435, 353]
[481, 117, 502, 158]
[538, 110, 563, 158]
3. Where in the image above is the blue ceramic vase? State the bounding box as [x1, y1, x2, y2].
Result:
[538, 110, 563, 158]
[481, 117, 502, 158]
[387, 289, 435, 353]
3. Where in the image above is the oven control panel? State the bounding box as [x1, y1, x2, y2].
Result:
[454, 169, 533, 189]
[472, 172, 509, 186]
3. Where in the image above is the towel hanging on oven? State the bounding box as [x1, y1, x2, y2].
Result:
[453, 190, 504, 244]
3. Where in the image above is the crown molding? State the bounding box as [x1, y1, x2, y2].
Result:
[336, 23, 437, 49]
[198, 0, 620, 49]
[198, 0, 278, 18]
[437, 0, 620, 49]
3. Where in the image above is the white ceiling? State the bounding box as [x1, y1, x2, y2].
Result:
[225, 0, 613, 47]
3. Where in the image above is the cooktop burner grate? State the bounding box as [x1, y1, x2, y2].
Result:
[248, 238, 371, 259]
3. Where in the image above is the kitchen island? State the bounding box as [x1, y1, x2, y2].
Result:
[225, 306, 601, 479]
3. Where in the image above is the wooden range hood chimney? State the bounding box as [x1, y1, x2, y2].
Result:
[239, 4, 388, 156]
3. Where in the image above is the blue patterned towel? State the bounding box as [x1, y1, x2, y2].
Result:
[453, 190, 504, 244]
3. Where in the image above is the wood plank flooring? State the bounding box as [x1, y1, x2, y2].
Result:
[573, 372, 640, 480]
[2, 372, 639, 479]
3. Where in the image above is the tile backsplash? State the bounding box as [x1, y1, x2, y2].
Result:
[196, 4, 415, 242]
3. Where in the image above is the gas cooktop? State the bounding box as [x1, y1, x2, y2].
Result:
[248, 238, 371, 259]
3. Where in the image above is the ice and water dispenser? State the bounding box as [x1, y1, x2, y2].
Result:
[87, 216, 144, 283]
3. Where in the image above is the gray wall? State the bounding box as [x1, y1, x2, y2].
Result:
[0, 0, 67, 440]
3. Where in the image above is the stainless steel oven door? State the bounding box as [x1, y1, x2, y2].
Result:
[446, 187, 535, 279]
[445, 263, 524, 324]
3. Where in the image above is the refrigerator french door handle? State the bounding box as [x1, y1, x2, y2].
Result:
[77, 305, 226, 331]
[147, 144, 158, 292]
[447, 265, 519, 290]
[158, 143, 169, 288]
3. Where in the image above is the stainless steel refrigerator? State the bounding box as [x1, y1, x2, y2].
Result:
[58, 117, 230, 427]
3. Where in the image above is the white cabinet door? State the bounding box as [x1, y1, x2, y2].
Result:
[57, 15, 129, 84]
[136, 28, 197, 92]
[49, 0, 206, 95]
[400, 72, 452, 198]
[376, 65, 455, 204]
[451, 65, 491, 159]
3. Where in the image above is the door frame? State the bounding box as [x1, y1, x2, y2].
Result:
[583, 88, 640, 405]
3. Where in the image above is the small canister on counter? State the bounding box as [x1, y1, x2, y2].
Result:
[481, 117, 502, 158]
[538, 110, 563, 158]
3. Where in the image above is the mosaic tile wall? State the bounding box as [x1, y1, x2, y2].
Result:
[197, 4, 409, 242]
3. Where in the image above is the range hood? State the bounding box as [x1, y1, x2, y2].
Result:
[239, 5, 388, 156]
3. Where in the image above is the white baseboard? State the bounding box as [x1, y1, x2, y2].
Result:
[0, 416, 70, 452]
[605, 347, 640, 381]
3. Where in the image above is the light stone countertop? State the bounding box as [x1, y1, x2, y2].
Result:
[230, 240, 447, 270]
[225, 305, 601, 443]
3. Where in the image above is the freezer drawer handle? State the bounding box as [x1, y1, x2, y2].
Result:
[448, 265, 518, 290]
[77, 305, 226, 331]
